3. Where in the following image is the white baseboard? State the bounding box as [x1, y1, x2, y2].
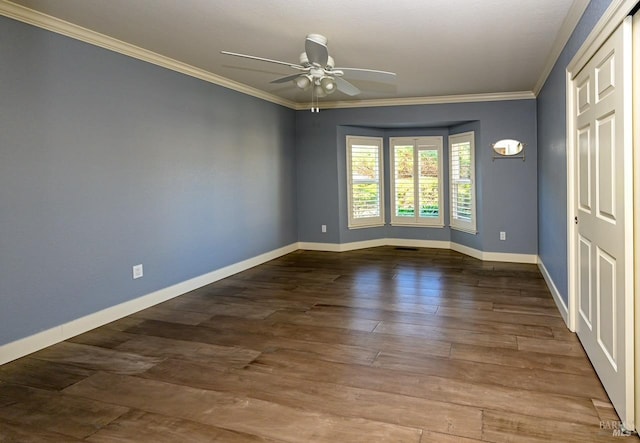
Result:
[297, 240, 386, 252]
[385, 238, 450, 249]
[0, 242, 298, 365]
[538, 257, 570, 327]
[338, 238, 388, 251]
[481, 251, 539, 264]
[300, 238, 537, 264]
[451, 242, 538, 264]
[298, 238, 449, 252]
[0, 239, 539, 365]
[296, 241, 344, 252]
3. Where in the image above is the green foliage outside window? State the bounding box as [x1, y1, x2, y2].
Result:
[351, 146, 381, 219]
[394, 147, 439, 217]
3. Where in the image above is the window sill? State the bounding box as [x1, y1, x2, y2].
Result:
[348, 223, 385, 230]
[390, 222, 445, 228]
[450, 225, 477, 234]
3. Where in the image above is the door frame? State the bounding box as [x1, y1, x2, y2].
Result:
[566, 0, 636, 330]
[566, 0, 637, 431]
[633, 9, 640, 435]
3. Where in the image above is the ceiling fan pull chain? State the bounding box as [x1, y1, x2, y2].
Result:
[311, 84, 319, 113]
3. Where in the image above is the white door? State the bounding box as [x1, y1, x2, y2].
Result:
[574, 16, 634, 429]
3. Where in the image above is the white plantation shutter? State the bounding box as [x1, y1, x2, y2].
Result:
[347, 136, 384, 228]
[390, 137, 443, 226]
[451, 142, 472, 219]
[417, 142, 442, 221]
[351, 146, 381, 218]
[449, 132, 476, 233]
[393, 143, 414, 218]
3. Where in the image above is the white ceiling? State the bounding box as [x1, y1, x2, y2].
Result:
[5, 0, 588, 106]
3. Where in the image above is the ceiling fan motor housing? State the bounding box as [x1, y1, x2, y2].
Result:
[306, 33, 328, 46]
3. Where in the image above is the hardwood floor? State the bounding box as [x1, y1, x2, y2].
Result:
[0, 246, 634, 442]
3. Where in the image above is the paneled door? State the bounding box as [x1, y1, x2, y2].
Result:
[573, 16, 634, 429]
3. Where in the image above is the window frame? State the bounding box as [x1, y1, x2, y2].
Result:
[449, 131, 477, 234]
[389, 136, 444, 227]
[346, 135, 385, 229]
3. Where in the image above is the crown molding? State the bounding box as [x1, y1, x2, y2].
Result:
[0, 0, 298, 109]
[567, 0, 637, 75]
[296, 91, 536, 111]
[532, 0, 590, 95]
[1, 0, 537, 112]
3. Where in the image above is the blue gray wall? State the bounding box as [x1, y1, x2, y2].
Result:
[0, 17, 297, 346]
[537, 0, 613, 303]
[296, 101, 537, 254]
[6, 0, 610, 348]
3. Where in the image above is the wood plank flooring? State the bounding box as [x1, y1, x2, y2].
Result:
[0, 246, 634, 442]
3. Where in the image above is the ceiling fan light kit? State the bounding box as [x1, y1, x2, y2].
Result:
[295, 75, 311, 90]
[320, 77, 336, 93]
[222, 33, 396, 112]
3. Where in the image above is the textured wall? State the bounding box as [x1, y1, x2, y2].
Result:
[0, 17, 297, 346]
[537, 0, 613, 303]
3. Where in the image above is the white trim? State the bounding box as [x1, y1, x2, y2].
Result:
[449, 242, 482, 260]
[0, 239, 537, 364]
[0, 2, 539, 111]
[345, 223, 385, 230]
[633, 11, 640, 434]
[0, 1, 296, 109]
[306, 91, 536, 111]
[482, 251, 537, 264]
[620, 16, 636, 432]
[449, 131, 477, 234]
[389, 136, 444, 227]
[0, 242, 298, 365]
[566, 67, 578, 331]
[538, 258, 570, 327]
[346, 135, 385, 229]
[565, 8, 635, 429]
[299, 239, 447, 253]
[0, 4, 543, 113]
[300, 239, 537, 264]
[298, 239, 389, 252]
[390, 223, 445, 228]
[297, 241, 347, 252]
[567, 0, 638, 75]
[450, 226, 478, 235]
[385, 238, 450, 250]
[449, 242, 538, 264]
[533, 0, 590, 95]
[565, 0, 637, 345]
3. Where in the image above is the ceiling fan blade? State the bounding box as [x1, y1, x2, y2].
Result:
[334, 67, 396, 83]
[221, 51, 305, 70]
[270, 73, 303, 84]
[335, 77, 361, 96]
[305, 36, 328, 67]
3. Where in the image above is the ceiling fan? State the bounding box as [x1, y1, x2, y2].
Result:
[222, 34, 396, 111]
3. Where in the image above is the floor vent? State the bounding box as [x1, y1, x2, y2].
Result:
[395, 247, 419, 251]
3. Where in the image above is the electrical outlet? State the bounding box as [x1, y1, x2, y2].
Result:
[499, 231, 506, 241]
[132, 264, 143, 279]
[321, 224, 327, 233]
